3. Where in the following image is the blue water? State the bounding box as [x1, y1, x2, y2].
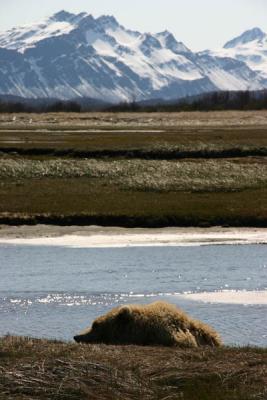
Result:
[0, 244, 266, 346]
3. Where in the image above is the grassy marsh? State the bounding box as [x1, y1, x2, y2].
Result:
[0, 158, 267, 193]
[0, 111, 267, 227]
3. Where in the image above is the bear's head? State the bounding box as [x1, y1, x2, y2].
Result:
[74, 305, 134, 344]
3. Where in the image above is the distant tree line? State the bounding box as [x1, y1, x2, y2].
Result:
[0, 100, 82, 113]
[0, 90, 267, 113]
[104, 90, 267, 112]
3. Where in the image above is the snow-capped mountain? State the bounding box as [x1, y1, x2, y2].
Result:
[0, 11, 266, 101]
[207, 27, 267, 79]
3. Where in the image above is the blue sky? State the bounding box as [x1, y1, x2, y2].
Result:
[0, 0, 266, 51]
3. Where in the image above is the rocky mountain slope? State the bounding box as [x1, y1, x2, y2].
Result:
[0, 11, 266, 101]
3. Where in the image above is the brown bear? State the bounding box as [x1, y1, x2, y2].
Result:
[74, 301, 222, 347]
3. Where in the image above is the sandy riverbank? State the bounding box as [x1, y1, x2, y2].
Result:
[0, 225, 267, 247]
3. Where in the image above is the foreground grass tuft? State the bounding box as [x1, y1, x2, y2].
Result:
[0, 336, 266, 399]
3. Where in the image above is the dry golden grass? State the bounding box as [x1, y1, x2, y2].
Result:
[0, 336, 266, 400]
[1, 110, 267, 127]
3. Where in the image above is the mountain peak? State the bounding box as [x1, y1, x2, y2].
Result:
[77, 14, 98, 30]
[157, 30, 172, 38]
[224, 27, 266, 49]
[157, 30, 190, 53]
[51, 10, 75, 22]
[140, 33, 161, 48]
[97, 15, 119, 28]
[157, 30, 177, 43]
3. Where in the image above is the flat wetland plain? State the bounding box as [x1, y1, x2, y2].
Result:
[0, 111, 267, 227]
[0, 111, 267, 399]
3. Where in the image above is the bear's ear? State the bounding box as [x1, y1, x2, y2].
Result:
[117, 306, 131, 323]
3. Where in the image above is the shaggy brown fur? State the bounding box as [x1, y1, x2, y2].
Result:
[74, 301, 222, 347]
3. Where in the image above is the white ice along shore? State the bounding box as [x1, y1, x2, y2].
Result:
[181, 290, 267, 305]
[0, 10, 266, 101]
[0, 228, 267, 248]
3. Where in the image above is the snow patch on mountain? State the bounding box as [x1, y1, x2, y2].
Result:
[0, 12, 79, 52]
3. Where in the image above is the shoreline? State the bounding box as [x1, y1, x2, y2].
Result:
[0, 225, 267, 247]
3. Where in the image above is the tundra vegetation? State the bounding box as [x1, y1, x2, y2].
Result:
[0, 111, 266, 227]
